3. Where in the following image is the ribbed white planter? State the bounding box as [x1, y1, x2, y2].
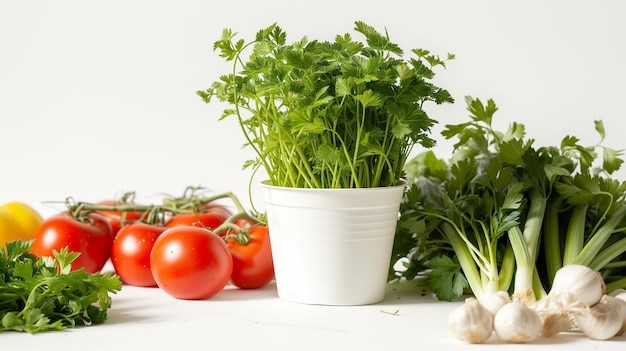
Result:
[261, 180, 406, 306]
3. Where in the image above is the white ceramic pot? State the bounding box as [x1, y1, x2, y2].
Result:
[260, 180, 406, 305]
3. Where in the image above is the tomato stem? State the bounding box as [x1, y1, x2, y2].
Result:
[212, 211, 260, 238]
[63, 189, 261, 229]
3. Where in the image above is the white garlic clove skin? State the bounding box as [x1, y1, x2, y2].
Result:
[530, 297, 573, 338]
[537, 311, 572, 338]
[609, 288, 626, 297]
[600, 295, 626, 336]
[614, 292, 626, 304]
[493, 300, 542, 343]
[574, 302, 622, 340]
[549, 264, 605, 307]
[482, 291, 512, 316]
[448, 297, 493, 344]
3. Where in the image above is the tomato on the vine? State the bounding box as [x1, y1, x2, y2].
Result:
[32, 212, 114, 273]
[150, 226, 232, 300]
[96, 200, 145, 236]
[166, 211, 229, 235]
[111, 222, 165, 287]
[227, 221, 274, 289]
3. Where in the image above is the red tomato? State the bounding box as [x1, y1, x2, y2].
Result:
[150, 226, 233, 300]
[111, 222, 166, 287]
[96, 200, 145, 236]
[227, 222, 274, 289]
[165, 211, 229, 235]
[32, 212, 114, 273]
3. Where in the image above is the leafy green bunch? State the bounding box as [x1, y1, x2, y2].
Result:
[198, 21, 454, 188]
[0, 240, 121, 333]
[391, 96, 626, 304]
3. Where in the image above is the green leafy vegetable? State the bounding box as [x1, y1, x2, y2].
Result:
[392, 96, 626, 304]
[198, 21, 454, 189]
[0, 240, 122, 333]
[428, 256, 468, 301]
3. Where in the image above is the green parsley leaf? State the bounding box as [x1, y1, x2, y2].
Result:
[0, 240, 122, 334]
[428, 256, 468, 301]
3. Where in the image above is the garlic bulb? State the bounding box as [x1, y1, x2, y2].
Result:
[482, 291, 511, 316]
[549, 264, 605, 307]
[600, 295, 626, 336]
[448, 297, 493, 343]
[574, 302, 622, 340]
[493, 300, 542, 343]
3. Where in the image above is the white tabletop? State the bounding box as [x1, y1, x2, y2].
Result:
[3, 275, 625, 351]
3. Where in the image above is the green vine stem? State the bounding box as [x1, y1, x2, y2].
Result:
[62, 189, 262, 239]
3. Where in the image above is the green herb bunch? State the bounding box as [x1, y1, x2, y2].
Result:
[0, 240, 122, 333]
[198, 21, 454, 188]
[391, 96, 626, 304]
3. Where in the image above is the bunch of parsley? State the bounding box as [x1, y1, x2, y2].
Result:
[0, 240, 121, 333]
[198, 21, 454, 189]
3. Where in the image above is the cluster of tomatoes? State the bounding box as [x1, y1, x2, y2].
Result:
[25, 190, 274, 300]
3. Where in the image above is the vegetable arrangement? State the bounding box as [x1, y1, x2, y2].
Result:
[1, 187, 273, 333]
[392, 96, 626, 342]
[4, 18, 624, 341]
[197, 21, 453, 189]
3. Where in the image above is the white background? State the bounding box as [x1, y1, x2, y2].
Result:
[1, 0, 625, 217]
